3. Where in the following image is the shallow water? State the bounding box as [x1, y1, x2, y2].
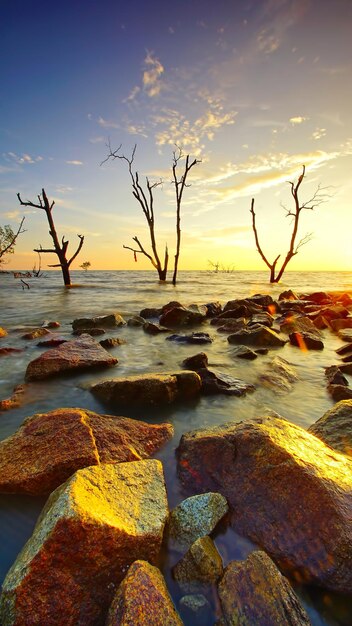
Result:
[1, 269, 352, 624]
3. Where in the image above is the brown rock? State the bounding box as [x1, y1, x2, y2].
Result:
[25, 334, 117, 381]
[173, 536, 223, 594]
[22, 328, 50, 340]
[258, 356, 298, 392]
[182, 352, 209, 371]
[330, 318, 352, 332]
[91, 371, 201, 408]
[160, 305, 206, 328]
[218, 551, 311, 626]
[0, 347, 23, 356]
[279, 314, 321, 337]
[72, 313, 126, 330]
[338, 329, 352, 342]
[340, 362, 352, 375]
[73, 327, 106, 336]
[308, 400, 352, 456]
[0, 460, 168, 626]
[0, 327, 8, 338]
[198, 369, 255, 396]
[289, 331, 324, 350]
[100, 337, 126, 349]
[106, 560, 183, 626]
[227, 325, 286, 348]
[0, 385, 26, 412]
[176, 415, 352, 594]
[324, 365, 348, 386]
[0, 407, 173, 495]
[327, 384, 352, 401]
[37, 336, 68, 347]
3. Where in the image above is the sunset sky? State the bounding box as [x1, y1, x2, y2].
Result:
[1, 0, 352, 272]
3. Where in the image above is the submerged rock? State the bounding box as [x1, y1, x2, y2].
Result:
[218, 551, 311, 626]
[258, 356, 298, 392]
[22, 328, 50, 340]
[230, 345, 258, 360]
[72, 313, 126, 330]
[25, 334, 118, 381]
[0, 407, 173, 495]
[179, 594, 210, 625]
[168, 492, 228, 552]
[0, 460, 168, 626]
[106, 560, 183, 626]
[37, 336, 68, 347]
[166, 332, 212, 344]
[100, 337, 126, 349]
[176, 415, 352, 594]
[0, 384, 26, 412]
[0, 327, 8, 338]
[91, 371, 201, 408]
[198, 369, 255, 396]
[173, 536, 223, 594]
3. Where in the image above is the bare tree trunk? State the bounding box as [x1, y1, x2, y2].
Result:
[17, 189, 84, 286]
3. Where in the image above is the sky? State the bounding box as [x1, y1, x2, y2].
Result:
[1, 0, 352, 272]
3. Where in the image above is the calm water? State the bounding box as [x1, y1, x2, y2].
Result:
[1, 269, 352, 625]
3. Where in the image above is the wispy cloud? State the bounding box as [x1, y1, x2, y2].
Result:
[290, 116, 309, 125]
[312, 128, 326, 140]
[123, 86, 141, 103]
[98, 116, 120, 129]
[143, 51, 164, 97]
[65, 160, 83, 166]
[89, 136, 105, 144]
[5, 152, 43, 165]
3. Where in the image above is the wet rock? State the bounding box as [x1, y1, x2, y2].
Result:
[25, 334, 118, 381]
[218, 551, 311, 626]
[230, 345, 258, 360]
[168, 492, 228, 552]
[173, 536, 223, 594]
[100, 337, 126, 349]
[37, 336, 68, 347]
[0, 407, 173, 495]
[0, 327, 8, 338]
[198, 369, 255, 396]
[91, 371, 202, 408]
[279, 289, 299, 301]
[228, 325, 286, 348]
[215, 319, 247, 333]
[160, 305, 207, 327]
[44, 321, 60, 329]
[312, 315, 330, 330]
[73, 327, 106, 336]
[324, 365, 348, 386]
[321, 305, 350, 321]
[72, 313, 126, 330]
[258, 356, 298, 392]
[179, 594, 210, 625]
[140, 307, 163, 318]
[330, 318, 352, 332]
[327, 384, 352, 401]
[250, 312, 274, 327]
[217, 305, 252, 319]
[338, 329, 352, 342]
[0, 384, 26, 412]
[336, 342, 352, 356]
[176, 415, 352, 594]
[205, 301, 222, 317]
[223, 299, 261, 314]
[0, 347, 23, 356]
[0, 460, 168, 626]
[106, 560, 183, 626]
[308, 400, 352, 456]
[22, 327, 50, 340]
[279, 314, 321, 337]
[127, 315, 145, 327]
[289, 331, 324, 350]
[301, 291, 331, 305]
[143, 322, 170, 334]
[182, 352, 209, 371]
[340, 362, 352, 375]
[341, 352, 352, 363]
[166, 332, 212, 345]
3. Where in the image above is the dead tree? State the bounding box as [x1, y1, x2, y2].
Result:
[17, 189, 84, 286]
[102, 143, 200, 283]
[250, 165, 329, 283]
[0, 217, 25, 265]
[171, 147, 200, 285]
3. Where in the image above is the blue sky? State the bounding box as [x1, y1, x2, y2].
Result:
[1, 0, 352, 271]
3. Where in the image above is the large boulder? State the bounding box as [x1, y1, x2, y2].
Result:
[106, 560, 183, 626]
[308, 400, 352, 456]
[218, 551, 311, 626]
[91, 371, 201, 409]
[25, 334, 117, 381]
[168, 492, 228, 552]
[176, 415, 352, 594]
[0, 460, 168, 626]
[227, 325, 286, 348]
[0, 408, 173, 495]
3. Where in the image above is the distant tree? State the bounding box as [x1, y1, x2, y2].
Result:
[250, 165, 329, 283]
[102, 143, 200, 283]
[80, 261, 91, 271]
[17, 189, 84, 286]
[0, 218, 25, 265]
[208, 260, 236, 273]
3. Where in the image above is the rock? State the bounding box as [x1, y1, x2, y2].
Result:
[250, 312, 274, 327]
[289, 331, 324, 350]
[258, 356, 298, 392]
[223, 299, 261, 314]
[217, 305, 252, 319]
[143, 322, 170, 335]
[22, 327, 50, 340]
[127, 315, 145, 327]
[37, 336, 68, 347]
[176, 415, 352, 594]
[44, 321, 60, 328]
[321, 305, 350, 321]
[341, 353, 352, 363]
[301, 291, 331, 305]
[160, 305, 207, 328]
[0, 385, 26, 412]
[25, 334, 118, 381]
[204, 301, 222, 317]
[179, 594, 210, 625]
[327, 384, 352, 401]
[72, 313, 126, 330]
[168, 492, 228, 552]
[198, 369, 255, 396]
[330, 318, 352, 332]
[140, 307, 163, 318]
[230, 345, 258, 360]
[308, 400, 352, 456]
[227, 325, 286, 348]
[182, 352, 209, 371]
[0, 347, 23, 356]
[336, 342, 352, 356]
[73, 327, 106, 336]
[324, 365, 348, 386]
[215, 319, 247, 333]
[173, 536, 223, 594]
[0, 327, 8, 338]
[0, 460, 168, 626]
[91, 371, 202, 409]
[279, 289, 299, 301]
[0, 407, 173, 495]
[106, 560, 183, 626]
[340, 362, 352, 375]
[338, 329, 352, 342]
[249, 293, 274, 307]
[100, 337, 126, 349]
[280, 314, 321, 337]
[218, 551, 311, 626]
[166, 332, 213, 345]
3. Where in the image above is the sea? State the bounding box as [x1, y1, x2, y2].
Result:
[1, 269, 352, 625]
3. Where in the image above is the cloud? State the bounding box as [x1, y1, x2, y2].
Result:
[290, 116, 309, 125]
[255, 0, 310, 55]
[55, 186, 74, 194]
[126, 123, 148, 138]
[65, 160, 83, 165]
[143, 51, 164, 97]
[5, 152, 43, 165]
[89, 136, 105, 144]
[98, 116, 119, 129]
[123, 86, 141, 103]
[312, 128, 326, 140]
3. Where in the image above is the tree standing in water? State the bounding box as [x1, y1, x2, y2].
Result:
[250, 165, 329, 283]
[102, 143, 200, 284]
[0, 218, 25, 265]
[17, 189, 84, 286]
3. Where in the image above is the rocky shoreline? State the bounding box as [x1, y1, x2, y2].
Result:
[1, 289, 352, 624]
